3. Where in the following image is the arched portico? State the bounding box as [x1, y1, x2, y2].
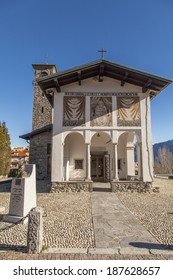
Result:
[64, 132, 86, 181]
[117, 131, 142, 180]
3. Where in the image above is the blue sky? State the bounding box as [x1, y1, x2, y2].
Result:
[0, 0, 173, 147]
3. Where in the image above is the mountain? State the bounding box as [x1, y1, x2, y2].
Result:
[153, 139, 173, 160]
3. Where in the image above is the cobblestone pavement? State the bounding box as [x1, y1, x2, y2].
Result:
[0, 193, 94, 251]
[0, 178, 173, 260]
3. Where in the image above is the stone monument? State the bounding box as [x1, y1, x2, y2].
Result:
[3, 164, 36, 223]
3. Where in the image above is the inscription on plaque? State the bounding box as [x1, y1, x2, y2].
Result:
[9, 183, 24, 216]
[65, 92, 138, 96]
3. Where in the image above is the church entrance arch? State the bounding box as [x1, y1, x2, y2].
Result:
[91, 154, 104, 182]
[90, 132, 112, 182]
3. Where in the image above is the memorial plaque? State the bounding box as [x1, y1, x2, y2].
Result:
[9, 183, 24, 216]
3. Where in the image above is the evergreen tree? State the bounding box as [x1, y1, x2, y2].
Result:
[0, 121, 11, 176]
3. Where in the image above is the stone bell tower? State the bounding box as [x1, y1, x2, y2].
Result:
[29, 64, 57, 182]
[32, 64, 57, 131]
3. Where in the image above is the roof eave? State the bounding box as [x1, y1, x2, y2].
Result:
[20, 124, 52, 140]
[35, 59, 172, 99]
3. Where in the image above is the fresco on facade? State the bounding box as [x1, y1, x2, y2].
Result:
[90, 97, 112, 126]
[63, 96, 85, 126]
[117, 97, 141, 126]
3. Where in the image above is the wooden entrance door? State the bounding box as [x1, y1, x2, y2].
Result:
[91, 155, 104, 181]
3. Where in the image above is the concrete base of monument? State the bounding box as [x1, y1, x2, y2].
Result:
[3, 214, 28, 224]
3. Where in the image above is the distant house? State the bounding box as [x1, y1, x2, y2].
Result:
[11, 147, 29, 171]
[20, 59, 171, 192]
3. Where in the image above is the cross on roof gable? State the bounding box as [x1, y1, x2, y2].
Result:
[36, 59, 172, 99]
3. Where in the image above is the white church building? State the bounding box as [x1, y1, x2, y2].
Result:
[21, 59, 171, 192]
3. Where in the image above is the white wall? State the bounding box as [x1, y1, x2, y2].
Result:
[51, 76, 153, 182]
[140, 94, 153, 181]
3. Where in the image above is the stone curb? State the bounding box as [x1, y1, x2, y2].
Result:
[45, 248, 88, 254]
[120, 247, 150, 255]
[150, 249, 173, 255]
[44, 247, 173, 255]
[88, 248, 118, 255]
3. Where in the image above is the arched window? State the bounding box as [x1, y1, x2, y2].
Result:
[40, 71, 48, 77]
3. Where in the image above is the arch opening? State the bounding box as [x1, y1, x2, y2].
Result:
[90, 132, 112, 182]
[64, 132, 85, 181]
[118, 131, 141, 180]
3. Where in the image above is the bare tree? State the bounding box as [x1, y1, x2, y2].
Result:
[154, 146, 173, 174]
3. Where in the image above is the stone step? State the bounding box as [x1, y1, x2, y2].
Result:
[93, 183, 111, 192]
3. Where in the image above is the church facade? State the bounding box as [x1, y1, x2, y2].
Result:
[20, 59, 171, 192]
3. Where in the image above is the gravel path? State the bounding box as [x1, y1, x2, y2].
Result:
[116, 178, 173, 245]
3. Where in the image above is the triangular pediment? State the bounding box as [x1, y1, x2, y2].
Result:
[37, 59, 172, 99]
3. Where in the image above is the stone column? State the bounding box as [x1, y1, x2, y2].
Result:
[113, 143, 119, 181]
[66, 160, 69, 181]
[61, 142, 64, 181]
[104, 155, 110, 181]
[140, 96, 153, 182]
[126, 145, 135, 177]
[27, 207, 43, 253]
[137, 142, 143, 180]
[86, 144, 91, 180]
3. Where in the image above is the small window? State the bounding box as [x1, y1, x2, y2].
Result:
[40, 71, 48, 77]
[118, 159, 121, 170]
[75, 159, 83, 169]
[42, 106, 44, 113]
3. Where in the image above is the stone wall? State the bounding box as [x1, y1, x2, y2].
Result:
[29, 131, 52, 181]
[50, 182, 93, 192]
[50, 181, 154, 193]
[32, 83, 52, 131]
[111, 181, 152, 193]
[32, 65, 56, 131]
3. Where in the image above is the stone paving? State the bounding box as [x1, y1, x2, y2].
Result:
[0, 178, 173, 259]
[91, 192, 162, 250]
